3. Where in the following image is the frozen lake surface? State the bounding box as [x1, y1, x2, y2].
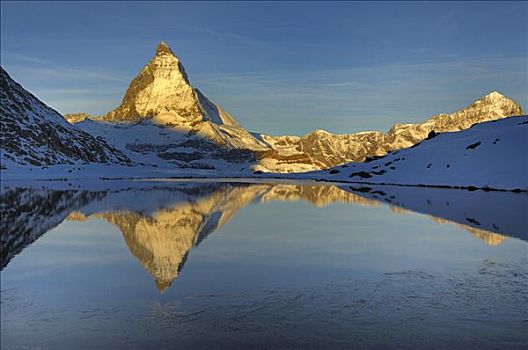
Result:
[1, 180, 527, 349]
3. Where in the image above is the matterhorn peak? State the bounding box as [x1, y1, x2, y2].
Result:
[155, 40, 175, 57]
[104, 41, 241, 126]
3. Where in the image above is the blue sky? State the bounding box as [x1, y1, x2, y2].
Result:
[1, 1, 526, 135]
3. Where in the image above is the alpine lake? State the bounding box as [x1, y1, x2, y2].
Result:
[1, 179, 527, 350]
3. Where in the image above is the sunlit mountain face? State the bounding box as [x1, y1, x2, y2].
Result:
[2, 181, 524, 292]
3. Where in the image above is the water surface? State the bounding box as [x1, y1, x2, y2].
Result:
[1, 181, 527, 349]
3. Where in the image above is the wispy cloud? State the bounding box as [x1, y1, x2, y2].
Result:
[1, 52, 129, 114]
[5, 61, 129, 83]
[33, 88, 123, 96]
[2, 52, 52, 65]
[2, 51, 129, 83]
[184, 24, 251, 42]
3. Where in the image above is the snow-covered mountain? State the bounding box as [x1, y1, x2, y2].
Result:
[1, 41, 525, 182]
[298, 116, 528, 191]
[100, 41, 267, 150]
[66, 42, 523, 173]
[57, 42, 270, 173]
[0, 67, 132, 169]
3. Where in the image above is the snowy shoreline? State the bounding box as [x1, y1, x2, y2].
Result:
[2, 116, 527, 193]
[1, 174, 526, 193]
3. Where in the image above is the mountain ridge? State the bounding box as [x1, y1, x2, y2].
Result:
[1, 41, 525, 175]
[257, 90, 524, 170]
[65, 42, 523, 173]
[297, 115, 528, 191]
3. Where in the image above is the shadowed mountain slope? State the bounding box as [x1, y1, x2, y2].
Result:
[0, 67, 132, 169]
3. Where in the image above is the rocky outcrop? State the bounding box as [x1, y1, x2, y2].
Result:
[260, 130, 387, 170]
[0, 67, 132, 168]
[64, 112, 96, 124]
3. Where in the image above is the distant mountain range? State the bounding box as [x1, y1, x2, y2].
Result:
[0, 41, 525, 186]
[302, 115, 528, 191]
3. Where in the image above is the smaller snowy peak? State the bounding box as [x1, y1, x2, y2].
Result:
[482, 91, 506, 101]
[306, 129, 331, 137]
[468, 91, 522, 112]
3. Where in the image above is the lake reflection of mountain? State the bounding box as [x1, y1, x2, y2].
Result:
[1, 181, 526, 291]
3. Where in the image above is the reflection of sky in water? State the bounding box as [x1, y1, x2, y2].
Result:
[1, 183, 527, 349]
